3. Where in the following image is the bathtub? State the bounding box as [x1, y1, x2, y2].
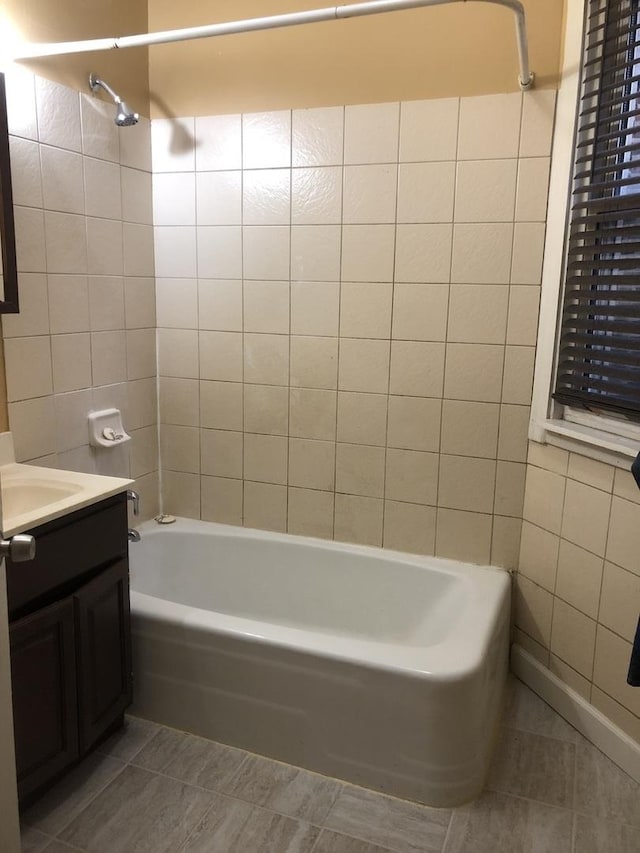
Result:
[128, 517, 510, 807]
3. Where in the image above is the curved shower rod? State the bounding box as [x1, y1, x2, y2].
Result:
[13, 0, 534, 90]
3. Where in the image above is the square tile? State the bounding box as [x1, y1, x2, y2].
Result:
[334, 494, 383, 547]
[336, 443, 385, 498]
[201, 476, 243, 525]
[344, 102, 399, 164]
[389, 341, 445, 397]
[338, 339, 390, 394]
[292, 106, 344, 167]
[455, 160, 517, 223]
[288, 438, 336, 491]
[397, 162, 455, 223]
[343, 165, 398, 224]
[383, 501, 436, 556]
[244, 333, 289, 386]
[387, 396, 441, 452]
[391, 283, 449, 342]
[385, 448, 438, 506]
[288, 488, 334, 540]
[399, 97, 459, 162]
[395, 224, 452, 283]
[243, 481, 287, 532]
[340, 283, 392, 339]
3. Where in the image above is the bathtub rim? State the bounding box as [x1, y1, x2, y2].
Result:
[129, 516, 511, 682]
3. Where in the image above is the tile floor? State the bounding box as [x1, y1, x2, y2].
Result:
[19, 676, 640, 853]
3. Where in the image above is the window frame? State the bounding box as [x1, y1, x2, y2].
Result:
[530, 0, 640, 467]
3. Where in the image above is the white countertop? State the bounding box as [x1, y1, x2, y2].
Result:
[1, 463, 134, 536]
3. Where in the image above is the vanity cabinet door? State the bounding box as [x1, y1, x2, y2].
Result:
[10, 598, 79, 800]
[74, 558, 132, 751]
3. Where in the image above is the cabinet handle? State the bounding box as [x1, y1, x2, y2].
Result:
[0, 534, 36, 562]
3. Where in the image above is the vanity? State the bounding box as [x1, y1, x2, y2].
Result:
[1, 459, 134, 804]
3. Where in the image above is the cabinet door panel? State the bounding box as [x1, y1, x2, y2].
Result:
[74, 558, 132, 751]
[10, 598, 79, 800]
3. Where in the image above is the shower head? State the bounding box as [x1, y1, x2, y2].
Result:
[89, 73, 139, 127]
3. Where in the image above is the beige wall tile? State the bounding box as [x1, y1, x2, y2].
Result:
[124, 278, 156, 330]
[506, 286, 540, 346]
[339, 283, 392, 339]
[435, 508, 492, 564]
[196, 225, 241, 278]
[291, 225, 341, 281]
[290, 336, 338, 390]
[457, 93, 522, 160]
[198, 280, 242, 331]
[243, 226, 290, 280]
[389, 341, 445, 398]
[491, 516, 522, 569]
[163, 470, 200, 519]
[53, 389, 93, 454]
[127, 378, 157, 430]
[48, 274, 90, 334]
[292, 106, 344, 168]
[341, 224, 395, 282]
[522, 465, 566, 535]
[395, 224, 453, 283]
[511, 222, 545, 284]
[494, 461, 526, 517]
[88, 276, 125, 332]
[527, 441, 569, 475]
[514, 574, 553, 648]
[200, 429, 243, 479]
[438, 455, 496, 513]
[399, 98, 459, 162]
[336, 391, 388, 446]
[200, 381, 242, 431]
[334, 493, 384, 547]
[335, 443, 385, 498]
[288, 438, 335, 491]
[51, 333, 92, 393]
[561, 479, 611, 558]
[502, 346, 535, 405]
[599, 562, 640, 643]
[497, 404, 530, 463]
[384, 448, 438, 505]
[244, 481, 287, 532]
[244, 384, 289, 436]
[244, 333, 289, 386]
[550, 599, 597, 679]
[397, 162, 455, 223]
[519, 89, 556, 158]
[440, 400, 500, 458]
[447, 285, 509, 345]
[200, 331, 243, 382]
[292, 167, 342, 225]
[455, 159, 517, 222]
[8, 397, 56, 462]
[451, 223, 513, 285]
[157, 328, 198, 379]
[15, 206, 46, 273]
[383, 501, 436, 556]
[518, 521, 559, 592]
[613, 468, 640, 505]
[156, 278, 198, 329]
[513, 627, 549, 667]
[91, 331, 126, 386]
[593, 626, 640, 717]
[555, 540, 603, 620]
[291, 282, 339, 337]
[344, 102, 399, 165]
[567, 454, 615, 493]
[161, 424, 200, 474]
[343, 164, 398, 224]
[4, 336, 53, 401]
[338, 338, 390, 394]
[606, 496, 640, 575]
[289, 387, 336, 441]
[391, 283, 448, 342]
[444, 343, 504, 403]
[287, 488, 334, 539]
[548, 655, 591, 701]
[130, 425, 159, 478]
[243, 168, 290, 225]
[201, 475, 242, 525]
[515, 157, 551, 222]
[244, 433, 288, 485]
[243, 281, 290, 333]
[387, 396, 441, 452]
[159, 377, 199, 426]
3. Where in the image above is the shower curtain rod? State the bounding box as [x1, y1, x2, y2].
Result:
[13, 0, 534, 90]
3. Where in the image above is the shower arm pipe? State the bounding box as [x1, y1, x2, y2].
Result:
[14, 0, 534, 90]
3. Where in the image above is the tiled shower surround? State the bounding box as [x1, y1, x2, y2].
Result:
[1, 67, 159, 520]
[153, 91, 555, 566]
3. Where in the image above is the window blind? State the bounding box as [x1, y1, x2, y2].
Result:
[553, 0, 640, 420]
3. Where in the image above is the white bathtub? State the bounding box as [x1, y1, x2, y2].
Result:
[128, 517, 510, 806]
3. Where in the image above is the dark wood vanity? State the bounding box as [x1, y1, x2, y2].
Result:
[5, 491, 132, 803]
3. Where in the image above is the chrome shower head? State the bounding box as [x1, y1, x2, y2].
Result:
[89, 73, 139, 127]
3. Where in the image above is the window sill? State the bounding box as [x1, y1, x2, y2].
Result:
[530, 418, 640, 470]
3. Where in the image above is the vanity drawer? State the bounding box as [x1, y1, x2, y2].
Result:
[6, 493, 128, 618]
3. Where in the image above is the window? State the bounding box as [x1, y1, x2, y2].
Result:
[553, 0, 640, 423]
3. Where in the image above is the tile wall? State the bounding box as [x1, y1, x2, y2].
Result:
[516, 443, 640, 743]
[1, 66, 159, 520]
[153, 90, 556, 566]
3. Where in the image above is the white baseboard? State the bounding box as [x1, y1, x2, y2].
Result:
[511, 644, 640, 783]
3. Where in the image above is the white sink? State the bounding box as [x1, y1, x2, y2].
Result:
[2, 480, 83, 517]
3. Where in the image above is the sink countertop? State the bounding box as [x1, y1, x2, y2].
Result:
[0, 463, 134, 536]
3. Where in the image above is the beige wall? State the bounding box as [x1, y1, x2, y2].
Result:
[2, 0, 150, 116]
[516, 443, 640, 744]
[154, 89, 554, 564]
[148, 0, 564, 118]
[1, 68, 159, 521]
